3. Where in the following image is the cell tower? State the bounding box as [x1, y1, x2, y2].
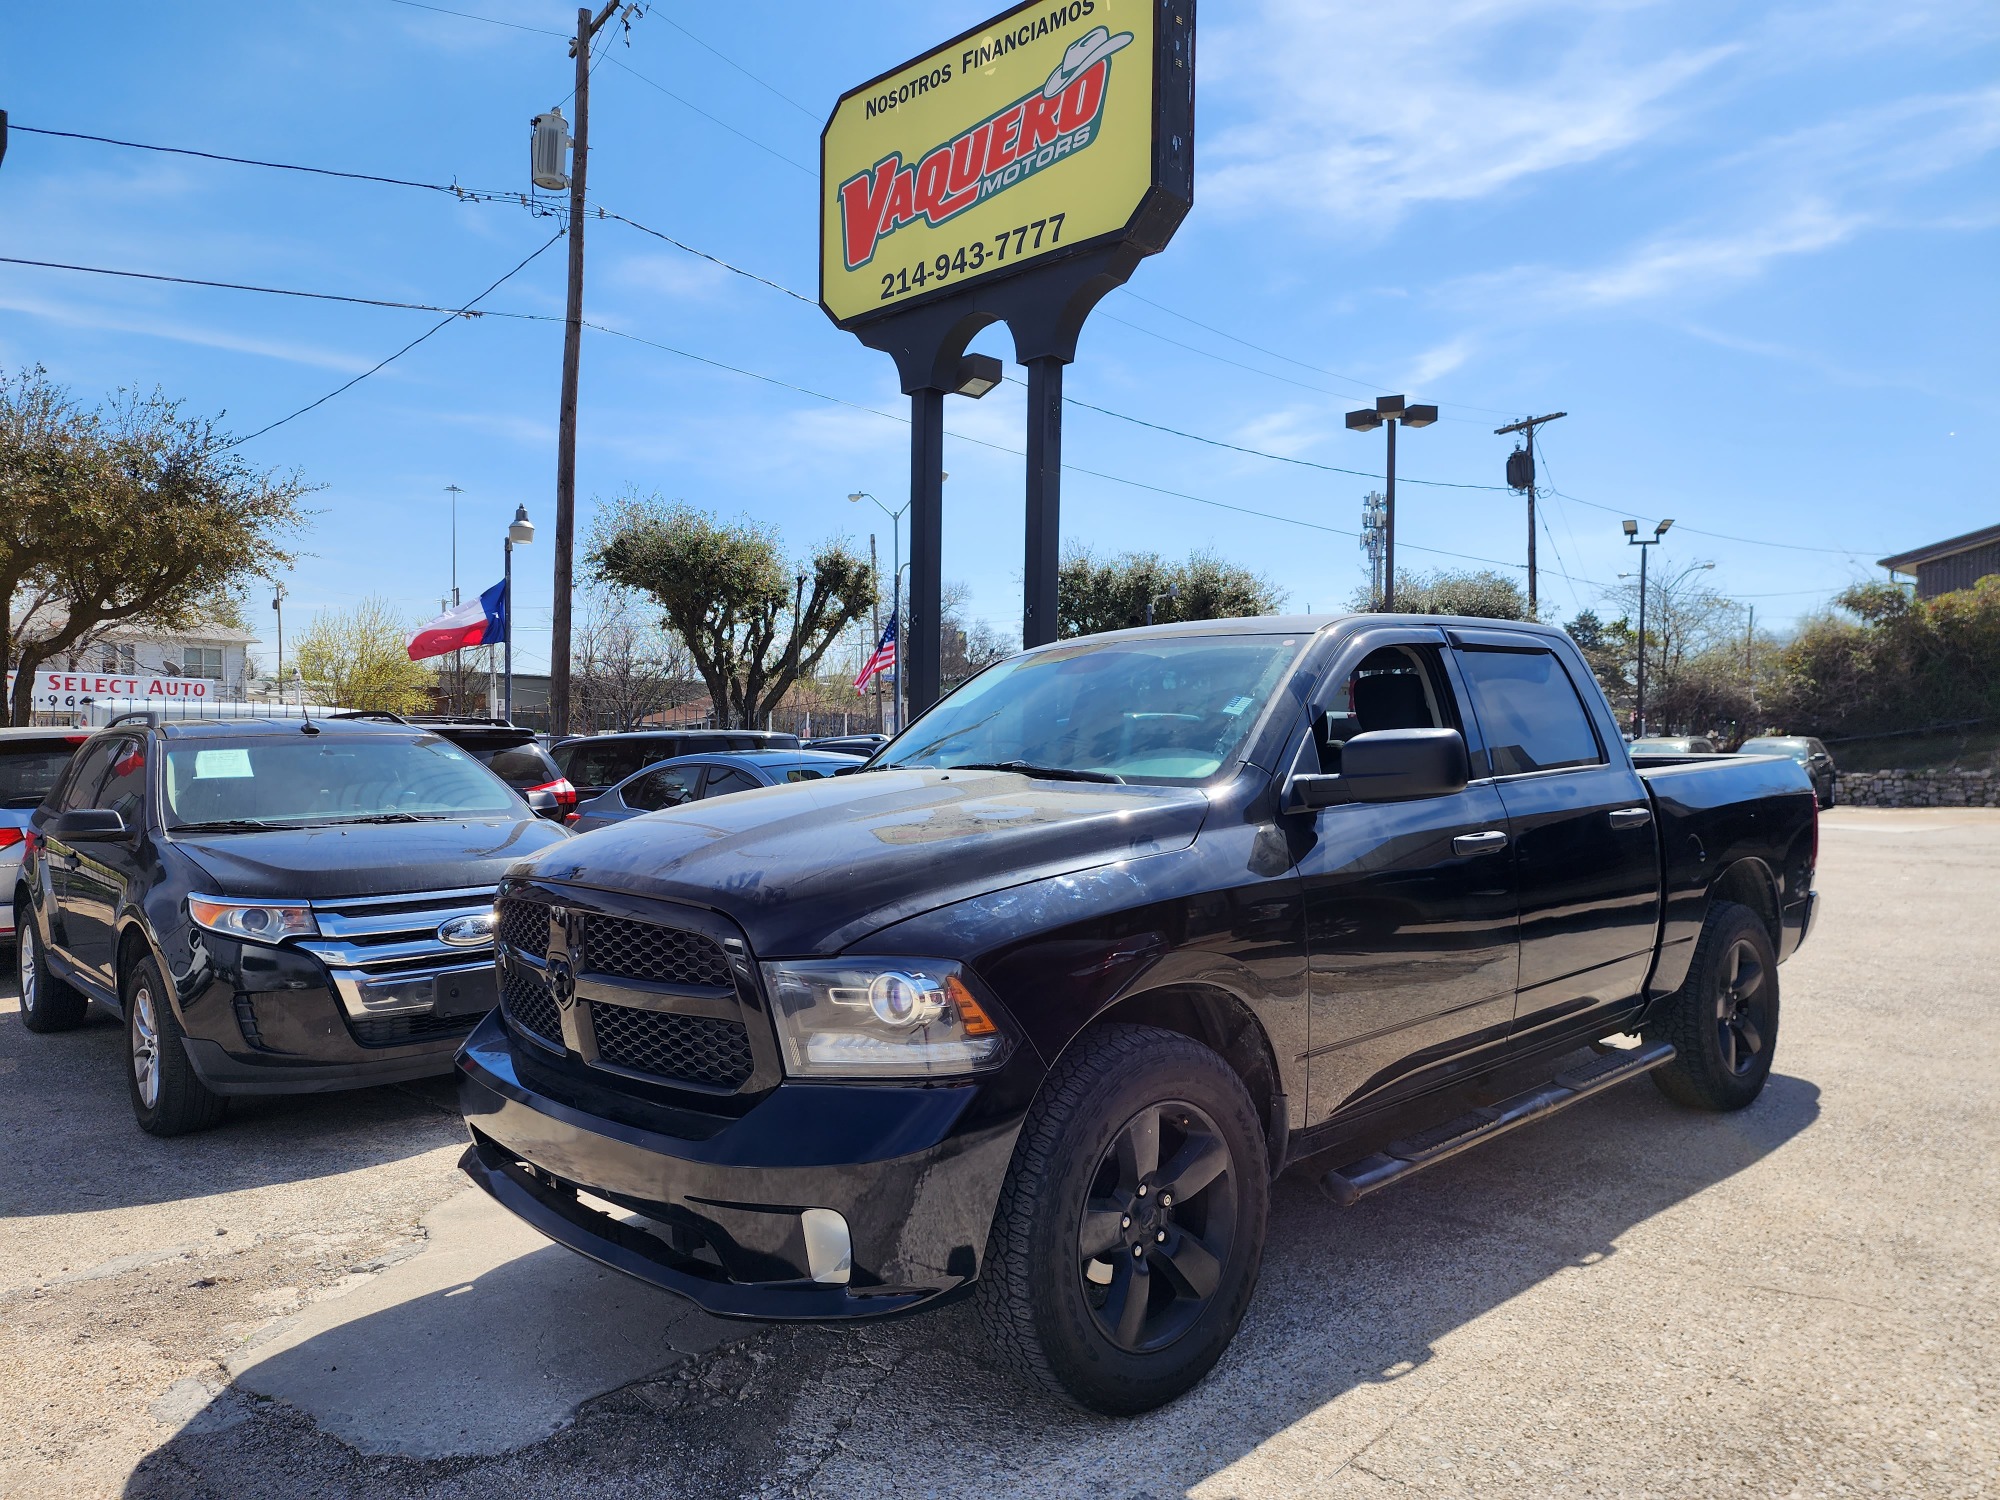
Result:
[1360, 491, 1388, 609]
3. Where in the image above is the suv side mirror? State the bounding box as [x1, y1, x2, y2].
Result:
[51, 808, 129, 841]
[524, 789, 559, 816]
[1285, 728, 1470, 810]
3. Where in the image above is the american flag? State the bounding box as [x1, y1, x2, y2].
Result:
[855, 610, 898, 694]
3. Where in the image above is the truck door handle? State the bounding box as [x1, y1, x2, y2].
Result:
[1452, 831, 1509, 856]
[1609, 807, 1653, 830]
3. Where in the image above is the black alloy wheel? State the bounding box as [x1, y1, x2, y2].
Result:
[1647, 900, 1780, 1112]
[1714, 937, 1771, 1077]
[976, 1023, 1269, 1415]
[1078, 1101, 1238, 1355]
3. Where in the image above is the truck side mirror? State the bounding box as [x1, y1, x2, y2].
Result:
[1285, 728, 1470, 810]
[51, 808, 128, 841]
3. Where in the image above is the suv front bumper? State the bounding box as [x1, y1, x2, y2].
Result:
[455, 1012, 1026, 1320]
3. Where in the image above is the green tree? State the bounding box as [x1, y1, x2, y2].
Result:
[295, 597, 436, 713]
[1, 368, 310, 723]
[1354, 568, 1530, 620]
[1058, 547, 1284, 638]
[590, 495, 876, 729]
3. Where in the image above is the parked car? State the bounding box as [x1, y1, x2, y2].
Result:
[552, 730, 802, 801]
[1629, 735, 1718, 755]
[15, 716, 567, 1135]
[568, 750, 864, 832]
[804, 733, 889, 758]
[336, 715, 576, 821]
[0, 727, 89, 942]
[1740, 735, 1838, 807]
[458, 615, 1820, 1415]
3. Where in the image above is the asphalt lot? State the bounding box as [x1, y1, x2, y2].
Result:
[3, 807, 1996, 1498]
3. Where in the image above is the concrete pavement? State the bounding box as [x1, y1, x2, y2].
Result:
[1, 808, 1994, 1497]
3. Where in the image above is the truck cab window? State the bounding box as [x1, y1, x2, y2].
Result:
[1456, 648, 1603, 775]
[1315, 646, 1451, 774]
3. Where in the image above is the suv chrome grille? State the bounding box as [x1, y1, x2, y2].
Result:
[591, 1000, 754, 1088]
[581, 913, 731, 988]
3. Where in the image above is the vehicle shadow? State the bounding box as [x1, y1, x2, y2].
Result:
[0, 986, 465, 1220]
[122, 1070, 1821, 1497]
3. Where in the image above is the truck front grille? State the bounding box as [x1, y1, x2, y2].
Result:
[590, 999, 754, 1089]
[494, 893, 764, 1094]
[501, 965, 563, 1048]
[581, 913, 731, 988]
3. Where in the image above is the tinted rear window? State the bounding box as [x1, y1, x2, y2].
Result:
[1457, 648, 1604, 775]
[476, 744, 560, 785]
[0, 738, 82, 805]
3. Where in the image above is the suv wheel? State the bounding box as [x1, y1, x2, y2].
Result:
[17, 918, 88, 1033]
[1645, 900, 1780, 1112]
[975, 1023, 1269, 1414]
[125, 953, 226, 1136]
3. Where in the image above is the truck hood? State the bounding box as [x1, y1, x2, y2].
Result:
[521, 768, 1211, 956]
[171, 816, 567, 900]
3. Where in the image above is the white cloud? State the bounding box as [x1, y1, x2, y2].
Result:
[1204, 0, 1735, 230]
[602, 252, 733, 302]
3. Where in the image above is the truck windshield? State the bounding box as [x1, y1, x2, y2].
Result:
[879, 635, 1304, 785]
[163, 735, 517, 827]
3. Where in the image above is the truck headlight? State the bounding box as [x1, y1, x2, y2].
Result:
[762, 959, 1011, 1078]
[188, 896, 318, 942]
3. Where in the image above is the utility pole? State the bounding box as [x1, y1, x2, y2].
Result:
[445, 484, 463, 712]
[1495, 412, 1566, 619]
[550, 1, 627, 744]
[270, 585, 285, 708]
[1360, 492, 1387, 609]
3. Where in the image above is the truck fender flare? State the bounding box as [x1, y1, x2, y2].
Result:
[1704, 857, 1782, 951]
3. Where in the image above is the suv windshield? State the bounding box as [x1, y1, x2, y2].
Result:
[163, 735, 517, 827]
[878, 634, 1304, 785]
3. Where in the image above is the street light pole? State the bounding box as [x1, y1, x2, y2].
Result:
[1623, 518, 1673, 736]
[850, 490, 909, 733]
[505, 505, 535, 724]
[1346, 397, 1438, 611]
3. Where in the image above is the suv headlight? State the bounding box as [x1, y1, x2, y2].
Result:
[188, 896, 318, 942]
[763, 959, 1012, 1078]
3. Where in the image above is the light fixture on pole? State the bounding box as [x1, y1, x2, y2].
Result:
[270, 585, 285, 709]
[504, 504, 534, 724]
[1623, 517, 1673, 736]
[1345, 396, 1438, 611]
[850, 490, 910, 733]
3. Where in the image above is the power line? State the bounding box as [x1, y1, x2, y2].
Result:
[384, 0, 565, 37]
[227, 229, 564, 449]
[0, 254, 544, 319]
[656, 15, 820, 121]
[598, 212, 817, 304]
[8, 123, 518, 200]
[604, 54, 814, 175]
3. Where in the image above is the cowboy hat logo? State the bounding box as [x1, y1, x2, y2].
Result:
[1043, 26, 1135, 99]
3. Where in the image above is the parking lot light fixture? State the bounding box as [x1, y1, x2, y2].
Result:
[1345, 396, 1433, 610]
[505, 506, 533, 723]
[1624, 518, 1675, 736]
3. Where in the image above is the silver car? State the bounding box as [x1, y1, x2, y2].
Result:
[0, 727, 89, 940]
[568, 750, 861, 833]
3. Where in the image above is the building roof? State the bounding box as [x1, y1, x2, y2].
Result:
[1878, 523, 2000, 574]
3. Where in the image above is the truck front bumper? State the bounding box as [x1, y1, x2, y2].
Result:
[455, 1012, 1026, 1321]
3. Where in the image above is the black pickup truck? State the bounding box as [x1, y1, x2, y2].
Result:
[457, 615, 1819, 1414]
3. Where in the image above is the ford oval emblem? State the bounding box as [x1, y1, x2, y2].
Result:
[438, 912, 498, 947]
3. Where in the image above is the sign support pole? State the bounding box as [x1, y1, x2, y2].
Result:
[1023, 356, 1065, 648]
[907, 389, 947, 716]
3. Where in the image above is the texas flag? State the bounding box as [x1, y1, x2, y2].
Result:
[407, 580, 508, 661]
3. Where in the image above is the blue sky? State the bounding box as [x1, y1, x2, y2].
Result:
[3, 0, 1995, 674]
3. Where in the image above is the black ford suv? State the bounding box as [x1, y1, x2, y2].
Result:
[458, 616, 1818, 1414]
[15, 716, 567, 1134]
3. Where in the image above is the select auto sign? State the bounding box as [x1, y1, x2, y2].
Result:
[6, 670, 212, 710]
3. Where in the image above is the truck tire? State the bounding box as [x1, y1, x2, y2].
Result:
[125, 953, 226, 1137]
[1645, 900, 1779, 1112]
[974, 1023, 1268, 1415]
[17, 916, 88, 1033]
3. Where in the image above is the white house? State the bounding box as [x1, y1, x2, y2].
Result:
[6, 616, 263, 717]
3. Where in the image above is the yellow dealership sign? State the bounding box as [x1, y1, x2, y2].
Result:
[820, 0, 1193, 328]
